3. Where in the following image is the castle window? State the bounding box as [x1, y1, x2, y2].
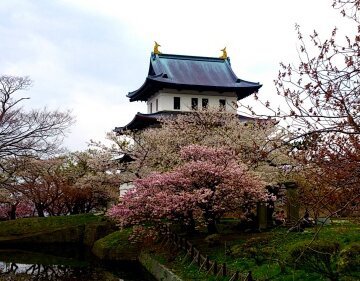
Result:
[219, 99, 226, 110]
[202, 98, 209, 109]
[156, 99, 158, 111]
[191, 98, 198, 110]
[150, 102, 153, 113]
[174, 97, 180, 110]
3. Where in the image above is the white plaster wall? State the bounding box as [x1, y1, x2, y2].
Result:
[120, 182, 134, 196]
[146, 90, 237, 113]
[147, 95, 159, 113]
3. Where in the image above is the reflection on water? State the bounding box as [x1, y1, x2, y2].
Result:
[1, 262, 110, 280]
[0, 248, 155, 281]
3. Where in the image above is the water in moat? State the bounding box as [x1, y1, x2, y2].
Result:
[0, 246, 156, 281]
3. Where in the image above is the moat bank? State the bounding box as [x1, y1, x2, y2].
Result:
[0, 247, 156, 281]
[0, 215, 183, 281]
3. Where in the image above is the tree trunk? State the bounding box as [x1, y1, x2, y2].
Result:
[185, 217, 196, 235]
[207, 220, 218, 234]
[180, 211, 196, 235]
[35, 204, 45, 217]
[204, 210, 218, 234]
[9, 204, 17, 220]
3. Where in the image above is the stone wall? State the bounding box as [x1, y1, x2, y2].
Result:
[139, 252, 183, 281]
[0, 221, 116, 247]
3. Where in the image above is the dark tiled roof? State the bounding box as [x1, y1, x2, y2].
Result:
[114, 111, 264, 134]
[114, 111, 182, 133]
[127, 53, 262, 102]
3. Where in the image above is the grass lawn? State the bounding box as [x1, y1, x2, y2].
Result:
[92, 228, 141, 260]
[153, 219, 360, 281]
[93, 229, 133, 249]
[0, 214, 103, 237]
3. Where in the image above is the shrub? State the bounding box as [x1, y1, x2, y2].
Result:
[230, 236, 274, 265]
[288, 240, 340, 281]
[230, 244, 243, 258]
[242, 236, 271, 249]
[204, 234, 221, 247]
[338, 243, 360, 279]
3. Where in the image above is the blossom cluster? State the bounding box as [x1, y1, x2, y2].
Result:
[109, 145, 270, 232]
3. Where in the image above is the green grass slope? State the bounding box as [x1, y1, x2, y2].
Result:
[92, 229, 141, 261]
[0, 214, 102, 237]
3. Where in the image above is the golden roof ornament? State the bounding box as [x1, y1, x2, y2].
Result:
[219, 47, 227, 59]
[154, 41, 162, 55]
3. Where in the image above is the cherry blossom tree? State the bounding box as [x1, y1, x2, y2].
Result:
[58, 150, 119, 215]
[0, 75, 73, 186]
[0, 187, 34, 220]
[1, 150, 118, 218]
[109, 145, 269, 234]
[7, 157, 67, 217]
[239, 0, 360, 217]
[0, 200, 34, 220]
[101, 109, 294, 188]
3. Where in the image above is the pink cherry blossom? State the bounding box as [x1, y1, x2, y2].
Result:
[109, 145, 270, 234]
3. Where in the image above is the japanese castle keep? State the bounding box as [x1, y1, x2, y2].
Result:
[115, 44, 262, 132]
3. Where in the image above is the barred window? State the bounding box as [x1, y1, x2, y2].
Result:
[202, 98, 209, 109]
[191, 98, 198, 110]
[174, 97, 180, 110]
[219, 99, 226, 110]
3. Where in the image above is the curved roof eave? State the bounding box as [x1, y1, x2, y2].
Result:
[147, 75, 262, 89]
[127, 78, 159, 102]
[235, 84, 262, 100]
[114, 110, 271, 133]
[114, 112, 161, 133]
[127, 77, 262, 102]
[127, 79, 148, 98]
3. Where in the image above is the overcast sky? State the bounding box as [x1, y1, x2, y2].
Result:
[0, 0, 353, 150]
